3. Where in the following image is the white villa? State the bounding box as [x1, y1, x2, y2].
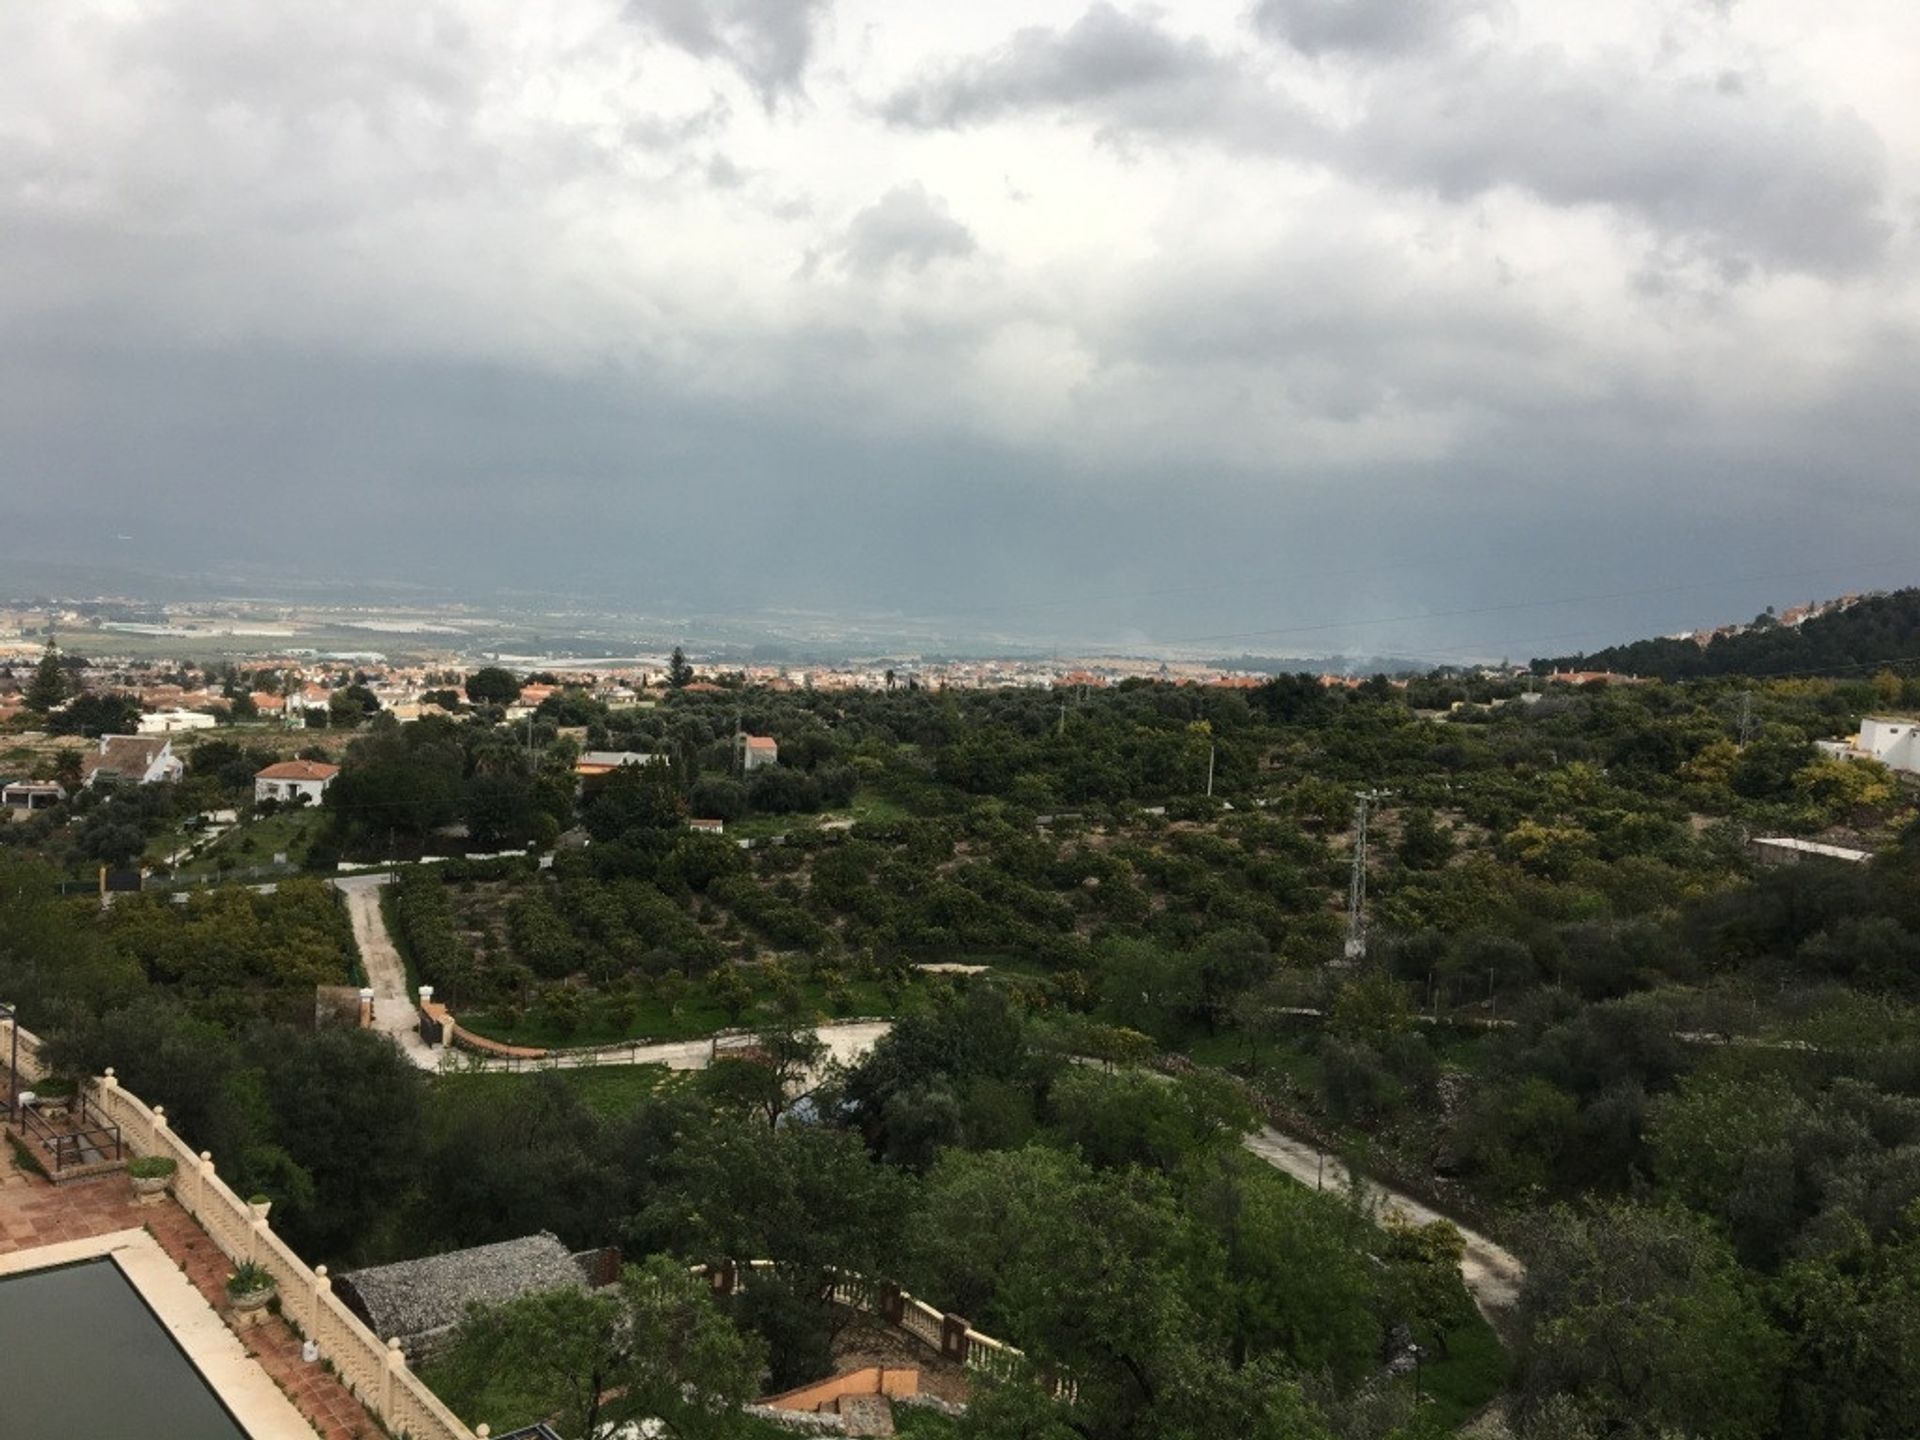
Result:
[253, 759, 340, 806]
[1817, 716, 1920, 776]
[138, 708, 218, 735]
[82, 735, 184, 787]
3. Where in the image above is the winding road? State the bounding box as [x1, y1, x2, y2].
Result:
[337, 872, 1524, 1314]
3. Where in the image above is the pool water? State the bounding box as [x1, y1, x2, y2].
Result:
[0, 1257, 249, 1438]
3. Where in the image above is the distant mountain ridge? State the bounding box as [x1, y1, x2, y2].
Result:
[1536, 587, 1920, 680]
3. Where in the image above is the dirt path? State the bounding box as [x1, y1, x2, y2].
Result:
[332, 875, 438, 1069]
[447, 1020, 896, 1076]
[1240, 1126, 1525, 1318]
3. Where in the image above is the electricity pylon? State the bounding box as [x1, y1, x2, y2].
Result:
[1343, 789, 1392, 962]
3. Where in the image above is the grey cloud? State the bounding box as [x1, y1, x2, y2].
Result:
[1250, 0, 1489, 58]
[885, 4, 1888, 274]
[626, 0, 830, 108]
[880, 3, 1312, 150]
[838, 184, 975, 276]
[1347, 49, 1891, 274]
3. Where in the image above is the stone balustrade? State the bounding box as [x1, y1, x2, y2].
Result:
[20, 1033, 484, 1440]
[691, 1259, 1075, 1401]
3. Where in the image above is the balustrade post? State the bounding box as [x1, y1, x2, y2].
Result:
[382, 1337, 403, 1419]
[941, 1313, 971, 1362]
[196, 1151, 214, 1225]
[151, 1104, 168, 1159]
[312, 1264, 330, 1343]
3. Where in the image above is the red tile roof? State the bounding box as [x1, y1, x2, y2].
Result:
[255, 760, 340, 781]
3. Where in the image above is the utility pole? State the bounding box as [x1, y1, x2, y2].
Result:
[1343, 789, 1391, 962]
[1736, 689, 1755, 746]
[1205, 743, 1216, 799]
[1058, 700, 1068, 738]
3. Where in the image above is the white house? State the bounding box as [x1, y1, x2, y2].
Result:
[254, 759, 340, 806]
[741, 734, 779, 772]
[83, 735, 184, 787]
[138, 708, 218, 735]
[1817, 716, 1920, 776]
[2, 780, 66, 813]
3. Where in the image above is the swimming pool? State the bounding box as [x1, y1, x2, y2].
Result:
[0, 1256, 249, 1439]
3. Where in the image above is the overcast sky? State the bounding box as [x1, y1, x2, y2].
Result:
[2, 0, 1917, 658]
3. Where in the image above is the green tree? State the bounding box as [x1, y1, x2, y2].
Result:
[465, 666, 522, 706]
[24, 639, 70, 713]
[49, 692, 142, 737]
[433, 1257, 763, 1440]
[669, 646, 695, 689]
[52, 747, 85, 792]
[1515, 1201, 1785, 1439]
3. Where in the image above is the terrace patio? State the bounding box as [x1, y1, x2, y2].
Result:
[0, 1145, 384, 1439]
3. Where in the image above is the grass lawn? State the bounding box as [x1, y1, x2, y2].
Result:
[166, 808, 326, 877]
[719, 790, 916, 843]
[432, 1063, 679, 1117]
[1182, 1028, 1322, 1093]
[457, 975, 919, 1051]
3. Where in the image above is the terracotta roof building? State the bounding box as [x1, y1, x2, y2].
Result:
[253, 759, 340, 806]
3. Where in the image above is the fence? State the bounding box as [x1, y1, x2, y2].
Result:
[15, 1091, 123, 1173]
[0, 1018, 491, 1440]
[690, 1260, 1075, 1402]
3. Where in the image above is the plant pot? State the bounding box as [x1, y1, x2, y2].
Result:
[130, 1173, 171, 1206]
[228, 1286, 275, 1327]
[249, 1198, 272, 1221]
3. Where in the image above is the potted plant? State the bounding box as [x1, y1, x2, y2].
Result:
[33, 1075, 76, 1122]
[248, 1192, 272, 1221]
[226, 1262, 276, 1324]
[127, 1154, 177, 1204]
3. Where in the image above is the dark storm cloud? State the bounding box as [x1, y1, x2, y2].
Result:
[883, 4, 1889, 274]
[626, 0, 832, 107]
[838, 184, 976, 275]
[3, 1, 1917, 662]
[1250, 0, 1489, 58]
[879, 3, 1313, 150]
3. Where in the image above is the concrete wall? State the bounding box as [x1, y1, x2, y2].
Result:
[762, 1365, 920, 1413]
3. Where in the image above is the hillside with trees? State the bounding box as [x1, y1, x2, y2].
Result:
[5, 665, 1920, 1437]
[1539, 587, 1920, 682]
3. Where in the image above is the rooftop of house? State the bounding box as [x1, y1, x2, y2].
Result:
[579, 750, 667, 768]
[744, 735, 778, 751]
[254, 760, 340, 782]
[335, 1232, 589, 1352]
[82, 734, 170, 779]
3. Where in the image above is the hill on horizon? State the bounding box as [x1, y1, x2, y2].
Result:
[1537, 587, 1920, 681]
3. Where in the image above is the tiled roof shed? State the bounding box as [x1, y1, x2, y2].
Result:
[334, 1232, 588, 1356]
